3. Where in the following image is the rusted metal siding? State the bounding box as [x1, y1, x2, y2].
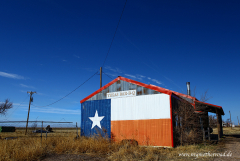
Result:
[86, 80, 161, 102]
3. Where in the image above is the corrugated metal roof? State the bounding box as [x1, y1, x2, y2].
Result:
[85, 79, 161, 102]
[80, 76, 172, 103]
[80, 76, 223, 115]
[195, 101, 224, 115]
[80, 76, 196, 103]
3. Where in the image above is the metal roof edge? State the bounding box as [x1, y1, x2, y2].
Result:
[195, 100, 222, 109]
[171, 91, 197, 101]
[80, 76, 121, 103]
[195, 100, 224, 115]
[79, 76, 221, 113]
[80, 76, 174, 103]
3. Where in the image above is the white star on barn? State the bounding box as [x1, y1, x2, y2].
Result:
[89, 110, 105, 129]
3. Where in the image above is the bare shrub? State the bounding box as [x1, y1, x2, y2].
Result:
[209, 115, 217, 128]
[173, 98, 202, 146]
[31, 121, 38, 130]
[0, 99, 13, 115]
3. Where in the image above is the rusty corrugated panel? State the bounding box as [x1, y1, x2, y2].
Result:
[129, 82, 136, 90]
[102, 88, 107, 99]
[109, 82, 117, 92]
[122, 80, 129, 91]
[86, 80, 162, 102]
[136, 85, 142, 95]
[81, 76, 177, 103]
[116, 80, 121, 91]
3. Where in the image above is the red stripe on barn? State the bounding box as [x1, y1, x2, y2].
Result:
[111, 119, 173, 147]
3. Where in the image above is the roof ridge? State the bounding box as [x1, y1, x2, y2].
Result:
[80, 76, 196, 103]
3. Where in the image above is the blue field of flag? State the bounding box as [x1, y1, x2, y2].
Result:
[81, 99, 111, 138]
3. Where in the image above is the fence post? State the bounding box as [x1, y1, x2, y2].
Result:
[208, 127, 211, 141]
[203, 128, 206, 145]
[41, 121, 43, 144]
[76, 122, 78, 139]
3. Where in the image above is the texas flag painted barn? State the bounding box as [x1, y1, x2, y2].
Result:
[80, 76, 224, 147]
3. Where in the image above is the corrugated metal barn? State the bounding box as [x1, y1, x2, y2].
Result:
[80, 76, 224, 147]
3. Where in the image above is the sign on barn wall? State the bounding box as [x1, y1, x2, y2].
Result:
[106, 90, 136, 99]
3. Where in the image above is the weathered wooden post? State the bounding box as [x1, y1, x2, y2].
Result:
[208, 127, 211, 141]
[203, 128, 206, 145]
[41, 121, 43, 144]
[76, 122, 78, 139]
[216, 109, 222, 140]
[219, 114, 223, 137]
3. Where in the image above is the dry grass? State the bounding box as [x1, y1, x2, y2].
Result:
[0, 128, 223, 161]
[212, 127, 240, 135]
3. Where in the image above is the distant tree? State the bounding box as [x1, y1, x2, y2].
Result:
[200, 89, 212, 102]
[0, 99, 13, 115]
[191, 87, 212, 103]
[225, 119, 231, 127]
[209, 115, 217, 128]
[31, 121, 38, 130]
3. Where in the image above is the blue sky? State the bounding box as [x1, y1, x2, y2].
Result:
[0, 0, 239, 126]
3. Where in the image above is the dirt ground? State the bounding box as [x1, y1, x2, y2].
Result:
[41, 154, 106, 161]
[212, 134, 240, 161]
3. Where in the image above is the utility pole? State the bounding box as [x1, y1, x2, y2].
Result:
[229, 111, 232, 129]
[100, 67, 102, 88]
[25, 91, 36, 135]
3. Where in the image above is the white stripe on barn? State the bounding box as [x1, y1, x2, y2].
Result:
[111, 94, 170, 121]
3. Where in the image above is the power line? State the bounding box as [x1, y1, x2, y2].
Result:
[32, 71, 99, 107]
[102, 0, 128, 67]
[16, 1, 127, 108]
[59, 118, 67, 122]
[102, 71, 114, 80]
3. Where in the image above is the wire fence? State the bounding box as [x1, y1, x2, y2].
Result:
[0, 121, 80, 140]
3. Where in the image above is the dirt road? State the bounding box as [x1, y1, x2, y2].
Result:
[213, 134, 240, 161]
